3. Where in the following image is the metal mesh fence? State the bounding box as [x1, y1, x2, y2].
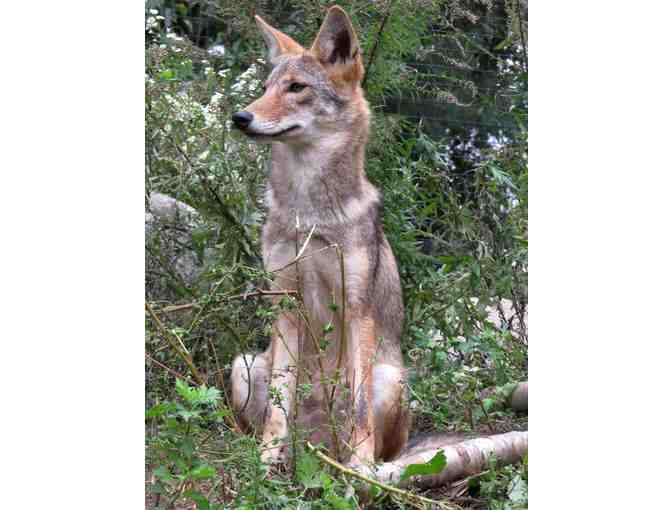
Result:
[146, 3, 527, 141]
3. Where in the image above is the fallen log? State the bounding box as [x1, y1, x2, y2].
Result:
[375, 430, 528, 489]
[306, 385, 528, 500]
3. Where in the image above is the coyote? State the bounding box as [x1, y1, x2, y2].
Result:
[230, 6, 410, 469]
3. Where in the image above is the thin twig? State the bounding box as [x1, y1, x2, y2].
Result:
[305, 442, 460, 510]
[145, 352, 187, 381]
[150, 289, 299, 314]
[146, 302, 206, 385]
[362, 0, 396, 89]
[207, 338, 225, 391]
[293, 295, 343, 461]
[329, 245, 348, 409]
[148, 112, 260, 262]
[269, 240, 335, 274]
[284, 224, 342, 460]
[229, 289, 298, 300]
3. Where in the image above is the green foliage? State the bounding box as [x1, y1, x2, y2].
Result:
[400, 450, 447, 481]
[146, 380, 226, 509]
[145, 1, 528, 508]
[468, 456, 529, 510]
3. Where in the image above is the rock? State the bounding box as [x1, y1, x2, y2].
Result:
[148, 192, 199, 223]
[145, 193, 213, 299]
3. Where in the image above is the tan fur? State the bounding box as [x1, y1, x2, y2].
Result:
[231, 6, 409, 467]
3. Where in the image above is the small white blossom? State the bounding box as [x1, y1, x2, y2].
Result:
[229, 64, 262, 106]
[208, 44, 226, 57]
[164, 92, 203, 123]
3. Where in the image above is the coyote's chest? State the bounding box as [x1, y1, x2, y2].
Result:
[263, 234, 343, 325]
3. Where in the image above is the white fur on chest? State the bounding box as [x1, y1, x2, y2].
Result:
[265, 135, 378, 229]
[266, 147, 326, 227]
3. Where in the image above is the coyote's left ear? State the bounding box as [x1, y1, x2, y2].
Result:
[310, 6, 364, 84]
[255, 15, 304, 65]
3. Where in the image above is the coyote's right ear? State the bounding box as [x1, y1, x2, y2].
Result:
[254, 15, 304, 64]
[310, 6, 364, 84]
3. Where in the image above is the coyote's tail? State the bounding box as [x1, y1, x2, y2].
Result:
[399, 431, 467, 458]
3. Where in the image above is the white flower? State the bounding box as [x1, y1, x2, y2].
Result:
[208, 44, 226, 57]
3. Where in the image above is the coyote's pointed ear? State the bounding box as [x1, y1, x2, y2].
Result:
[255, 15, 304, 64]
[310, 6, 364, 84]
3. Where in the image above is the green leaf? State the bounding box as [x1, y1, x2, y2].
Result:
[400, 450, 447, 481]
[146, 402, 172, 418]
[319, 471, 332, 489]
[190, 464, 216, 480]
[494, 37, 511, 51]
[184, 490, 210, 510]
[158, 69, 174, 81]
[179, 437, 195, 457]
[482, 397, 495, 412]
[507, 474, 528, 506]
[325, 494, 354, 510]
[175, 378, 195, 402]
[296, 451, 321, 489]
[177, 409, 199, 422]
[153, 465, 173, 483]
[369, 484, 382, 498]
[193, 385, 221, 407]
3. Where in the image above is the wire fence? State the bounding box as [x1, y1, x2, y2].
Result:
[147, 9, 527, 140]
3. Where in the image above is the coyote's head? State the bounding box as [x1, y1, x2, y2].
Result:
[232, 6, 367, 144]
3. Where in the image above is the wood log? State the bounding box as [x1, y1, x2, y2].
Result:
[375, 430, 528, 489]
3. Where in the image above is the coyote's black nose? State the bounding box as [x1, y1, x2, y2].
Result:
[232, 111, 253, 128]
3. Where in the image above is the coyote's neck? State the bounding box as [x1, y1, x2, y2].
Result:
[266, 129, 377, 229]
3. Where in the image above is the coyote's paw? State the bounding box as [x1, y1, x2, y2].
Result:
[345, 458, 378, 480]
[260, 442, 289, 464]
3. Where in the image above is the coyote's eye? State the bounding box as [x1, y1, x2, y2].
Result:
[288, 82, 307, 93]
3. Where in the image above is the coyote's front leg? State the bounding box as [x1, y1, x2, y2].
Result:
[346, 314, 377, 467]
[261, 313, 299, 464]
